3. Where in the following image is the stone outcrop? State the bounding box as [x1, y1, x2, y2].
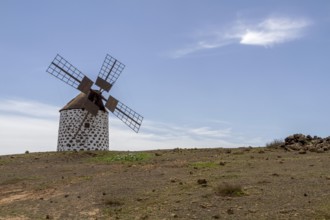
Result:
[280, 134, 329, 153]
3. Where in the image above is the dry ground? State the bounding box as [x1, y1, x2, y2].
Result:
[0, 147, 330, 219]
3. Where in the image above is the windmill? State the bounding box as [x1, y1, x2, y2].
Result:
[46, 54, 143, 151]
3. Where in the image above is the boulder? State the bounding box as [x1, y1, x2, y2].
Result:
[280, 134, 330, 153]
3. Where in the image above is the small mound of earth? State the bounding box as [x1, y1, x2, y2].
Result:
[280, 134, 330, 153]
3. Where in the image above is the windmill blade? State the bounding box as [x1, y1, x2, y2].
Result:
[105, 96, 143, 133]
[95, 54, 125, 92]
[46, 54, 93, 94]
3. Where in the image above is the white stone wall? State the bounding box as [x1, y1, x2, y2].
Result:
[57, 109, 109, 151]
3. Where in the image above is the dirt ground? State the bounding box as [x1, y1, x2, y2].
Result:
[0, 147, 329, 220]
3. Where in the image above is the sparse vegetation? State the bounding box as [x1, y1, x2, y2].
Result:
[90, 152, 152, 163]
[77, 175, 93, 181]
[266, 139, 284, 148]
[215, 183, 246, 197]
[1, 147, 329, 219]
[34, 182, 52, 191]
[191, 161, 218, 168]
[0, 176, 39, 185]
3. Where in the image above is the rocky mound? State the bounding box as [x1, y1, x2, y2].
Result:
[281, 134, 330, 153]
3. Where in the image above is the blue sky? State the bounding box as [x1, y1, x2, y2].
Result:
[0, 0, 330, 155]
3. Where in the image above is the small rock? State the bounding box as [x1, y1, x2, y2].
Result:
[155, 152, 162, 156]
[225, 149, 232, 154]
[171, 213, 178, 218]
[103, 192, 106, 195]
[46, 215, 50, 219]
[64, 194, 69, 198]
[212, 214, 220, 219]
[219, 161, 226, 166]
[298, 149, 306, 154]
[140, 214, 149, 220]
[227, 208, 234, 215]
[197, 179, 207, 185]
[316, 148, 324, 153]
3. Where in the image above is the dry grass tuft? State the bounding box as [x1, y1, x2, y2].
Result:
[215, 183, 246, 197]
[104, 198, 124, 207]
[266, 139, 284, 148]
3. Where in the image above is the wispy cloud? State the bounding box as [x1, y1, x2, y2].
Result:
[0, 99, 263, 155]
[171, 40, 232, 59]
[239, 17, 311, 46]
[106, 118, 262, 151]
[0, 114, 58, 155]
[0, 99, 58, 118]
[0, 99, 59, 155]
[171, 16, 312, 58]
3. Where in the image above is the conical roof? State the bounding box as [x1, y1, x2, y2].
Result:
[60, 90, 107, 112]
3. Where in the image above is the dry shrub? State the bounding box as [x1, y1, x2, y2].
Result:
[266, 139, 284, 148]
[215, 183, 245, 197]
[104, 198, 124, 207]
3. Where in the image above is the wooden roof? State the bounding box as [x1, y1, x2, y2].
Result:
[60, 90, 107, 112]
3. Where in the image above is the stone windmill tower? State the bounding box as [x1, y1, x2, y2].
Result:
[46, 54, 143, 151]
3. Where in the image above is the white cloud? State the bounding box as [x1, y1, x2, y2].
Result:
[0, 99, 263, 155]
[0, 99, 58, 118]
[171, 16, 312, 58]
[239, 17, 311, 46]
[0, 99, 59, 155]
[0, 114, 58, 155]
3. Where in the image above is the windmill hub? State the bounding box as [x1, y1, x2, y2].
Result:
[86, 89, 106, 111]
[46, 54, 143, 151]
